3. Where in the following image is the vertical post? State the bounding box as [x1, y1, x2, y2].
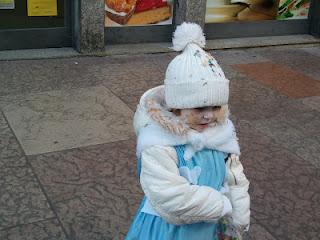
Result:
[173, 0, 207, 29]
[72, 0, 105, 53]
[309, 0, 320, 37]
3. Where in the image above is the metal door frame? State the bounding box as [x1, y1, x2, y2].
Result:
[0, 0, 71, 50]
[105, 25, 174, 44]
[205, 19, 309, 39]
[105, 0, 314, 44]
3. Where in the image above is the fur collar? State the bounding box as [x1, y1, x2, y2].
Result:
[134, 86, 240, 159]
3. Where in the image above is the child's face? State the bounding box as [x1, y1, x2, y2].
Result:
[174, 106, 222, 132]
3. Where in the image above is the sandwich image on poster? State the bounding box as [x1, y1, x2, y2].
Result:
[232, 0, 279, 21]
[105, 0, 173, 26]
[205, 0, 279, 23]
[277, 0, 310, 20]
[205, 0, 246, 23]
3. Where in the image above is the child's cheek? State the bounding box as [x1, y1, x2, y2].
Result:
[187, 113, 201, 124]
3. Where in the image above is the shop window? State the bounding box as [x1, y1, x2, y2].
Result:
[105, 0, 174, 27]
[0, 0, 65, 29]
[278, 0, 310, 20]
[205, 0, 310, 23]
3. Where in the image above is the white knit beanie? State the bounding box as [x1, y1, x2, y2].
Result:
[165, 22, 229, 109]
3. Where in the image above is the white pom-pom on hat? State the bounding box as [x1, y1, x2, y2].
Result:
[172, 22, 206, 51]
[165, 22, 229, 109]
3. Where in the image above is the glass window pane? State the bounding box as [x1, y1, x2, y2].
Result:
[205, 0, 310, 23]
[105, 0, 174, 27]
[277, 0, 310, 20]
[0, 0, 65, 29]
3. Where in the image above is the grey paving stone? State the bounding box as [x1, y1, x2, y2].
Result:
[0, 219, 67, 240]
[243, 218, 277, 240]
[300, 46, 320, 58]
[0, 166, 54, 230]
[29, 140, 143, 240]
[0, 112, 24, 161]
[0, 156, 26, 170]
[2, 86, 134, 155]
[251, 110, 320, 169]
[235, 119, 320, 240]
[210, 49, 268, 65]
[28, 139, 141, 202]
[54, 192, 130, 240]
[301, 96, 320, 112]
[0, 57, 103, 97]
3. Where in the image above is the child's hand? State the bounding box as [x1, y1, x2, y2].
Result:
[218, 235, 232, 240]
[217, 216, 244, 240]
[226, 154, 248, 187]
[225, 154, 250, 231]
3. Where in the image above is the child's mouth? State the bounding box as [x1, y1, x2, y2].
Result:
[198, 123, 209, 129]
[188, 120, 214, 131]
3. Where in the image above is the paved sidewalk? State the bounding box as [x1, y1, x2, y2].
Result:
[0, 44, 319, 240]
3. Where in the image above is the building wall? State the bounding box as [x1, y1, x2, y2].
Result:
[0, 0, 319, 52]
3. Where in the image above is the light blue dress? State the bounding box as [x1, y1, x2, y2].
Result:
[126, 145, 226, 240]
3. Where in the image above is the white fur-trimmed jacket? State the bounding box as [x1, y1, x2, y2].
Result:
[134, 86, 250, 229]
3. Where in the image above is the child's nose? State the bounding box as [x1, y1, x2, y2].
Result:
[203, 110, 214, 119]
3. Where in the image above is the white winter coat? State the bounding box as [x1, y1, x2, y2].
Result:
[134, 86, 250, 229]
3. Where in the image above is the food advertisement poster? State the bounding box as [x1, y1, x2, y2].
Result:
[0, 0, 15, 9]
[105, 0, 173, 27]
[277, 0, 310, 20]
[205, 0, 280, 23]
[27, 0, 58, 16]
[205, 0, 310, 23]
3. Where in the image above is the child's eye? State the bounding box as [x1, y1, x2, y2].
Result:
[195, 106, 221, 111]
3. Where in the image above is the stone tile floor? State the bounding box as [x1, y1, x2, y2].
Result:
[0, 44, 319, 240]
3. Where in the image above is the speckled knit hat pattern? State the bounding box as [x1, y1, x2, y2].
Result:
[165, 22, 229, 109]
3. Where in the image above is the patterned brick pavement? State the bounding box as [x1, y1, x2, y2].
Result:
[0, 45, 319, 240]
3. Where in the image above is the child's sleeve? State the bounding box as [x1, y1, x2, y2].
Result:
[139, 145, 232, 225]
[225, 154, 250, 231]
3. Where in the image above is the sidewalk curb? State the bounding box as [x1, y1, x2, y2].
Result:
[0, 34, 319, 61]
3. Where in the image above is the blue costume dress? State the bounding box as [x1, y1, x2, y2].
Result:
[126, 145, 226, 240]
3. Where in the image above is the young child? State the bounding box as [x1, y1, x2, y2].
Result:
[126, 22, 250, 240]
